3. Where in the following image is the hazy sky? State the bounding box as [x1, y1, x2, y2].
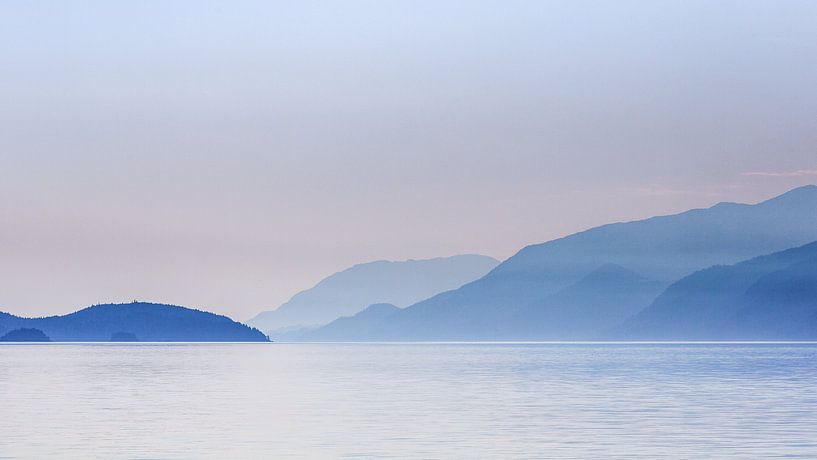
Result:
[2, 0, 816, 319]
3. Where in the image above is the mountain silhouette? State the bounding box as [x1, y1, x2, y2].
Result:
[618, 241, 817, 340]
[320, 186, 817, 340]
[247, 254, 498, 332]
[0, 302, 268, 342]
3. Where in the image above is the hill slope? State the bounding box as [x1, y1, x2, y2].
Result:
[298, 303, 400, 342]
[313, 264, 663, 340]
[618, 242, 817, 340]
[341, 186, 817, 340]
[0, 302, 268, 342]
[507, 264, 664, 340]
[247, 254, 498, 332]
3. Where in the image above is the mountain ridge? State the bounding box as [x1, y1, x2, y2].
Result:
[315, 185, 817, 340]
[248, 254, 499, 332]
[617, 241, 817, 340]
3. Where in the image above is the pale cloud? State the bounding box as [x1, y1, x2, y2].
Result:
[626, 184, 740, 198]
[742, 169, 817, 178]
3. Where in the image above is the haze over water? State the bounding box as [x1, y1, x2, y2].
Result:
[2, 343, 816, 459]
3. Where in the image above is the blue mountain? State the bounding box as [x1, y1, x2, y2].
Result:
[507, 264, 664, 339]
[618, 242, 817, 340]
[296, 303, 400, 342]
[247, 254, 498, 332]
[311, 186, 817, 340]
[0, 302, 268, 342]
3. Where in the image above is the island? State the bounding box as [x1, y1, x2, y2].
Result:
[0, 328, 51, 342]
[0, 302, 269, 342]
[110, 331, 140, 342]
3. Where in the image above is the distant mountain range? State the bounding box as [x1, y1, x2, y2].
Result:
[297, 303, 401, 342]
[4, 186, 816, 342]
[618, 241, 817, 340]
[300, 185, 817, 341]
[506, 264, 664, 340]
[0, 302, 268, 342]
[247, 254, 498, 333]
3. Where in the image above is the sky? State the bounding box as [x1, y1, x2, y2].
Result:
[1, 0, 816, 320]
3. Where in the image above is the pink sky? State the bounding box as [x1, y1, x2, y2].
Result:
[1, 0, 816, 319]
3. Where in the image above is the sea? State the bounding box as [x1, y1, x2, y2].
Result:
[1, 342, 816, 459]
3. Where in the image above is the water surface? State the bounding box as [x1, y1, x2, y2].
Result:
[2, 343, 816, 459]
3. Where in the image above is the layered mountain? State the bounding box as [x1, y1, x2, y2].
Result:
[247, 254, 498, 332]
[0, 302, 269, 342]
[298, 303, 400, 342]
[312, 265, 664, 341]
[315, 185, 817, 340]
[618, 242, 817, 340]
[506, 264, 664, 340]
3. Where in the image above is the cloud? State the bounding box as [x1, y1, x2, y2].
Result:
[741, 169, 817, 178]
[626, 184, 737, 198]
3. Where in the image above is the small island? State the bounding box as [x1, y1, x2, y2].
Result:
[110, 331, 139, 342]
[0, 328, 51, 342]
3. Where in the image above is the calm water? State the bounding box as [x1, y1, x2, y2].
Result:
[1, 343, 817, 459]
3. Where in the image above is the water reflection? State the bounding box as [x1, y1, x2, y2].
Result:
[1, 343, 816, 458]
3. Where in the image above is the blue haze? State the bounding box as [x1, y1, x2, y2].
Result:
[248, 254, 498, 332]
